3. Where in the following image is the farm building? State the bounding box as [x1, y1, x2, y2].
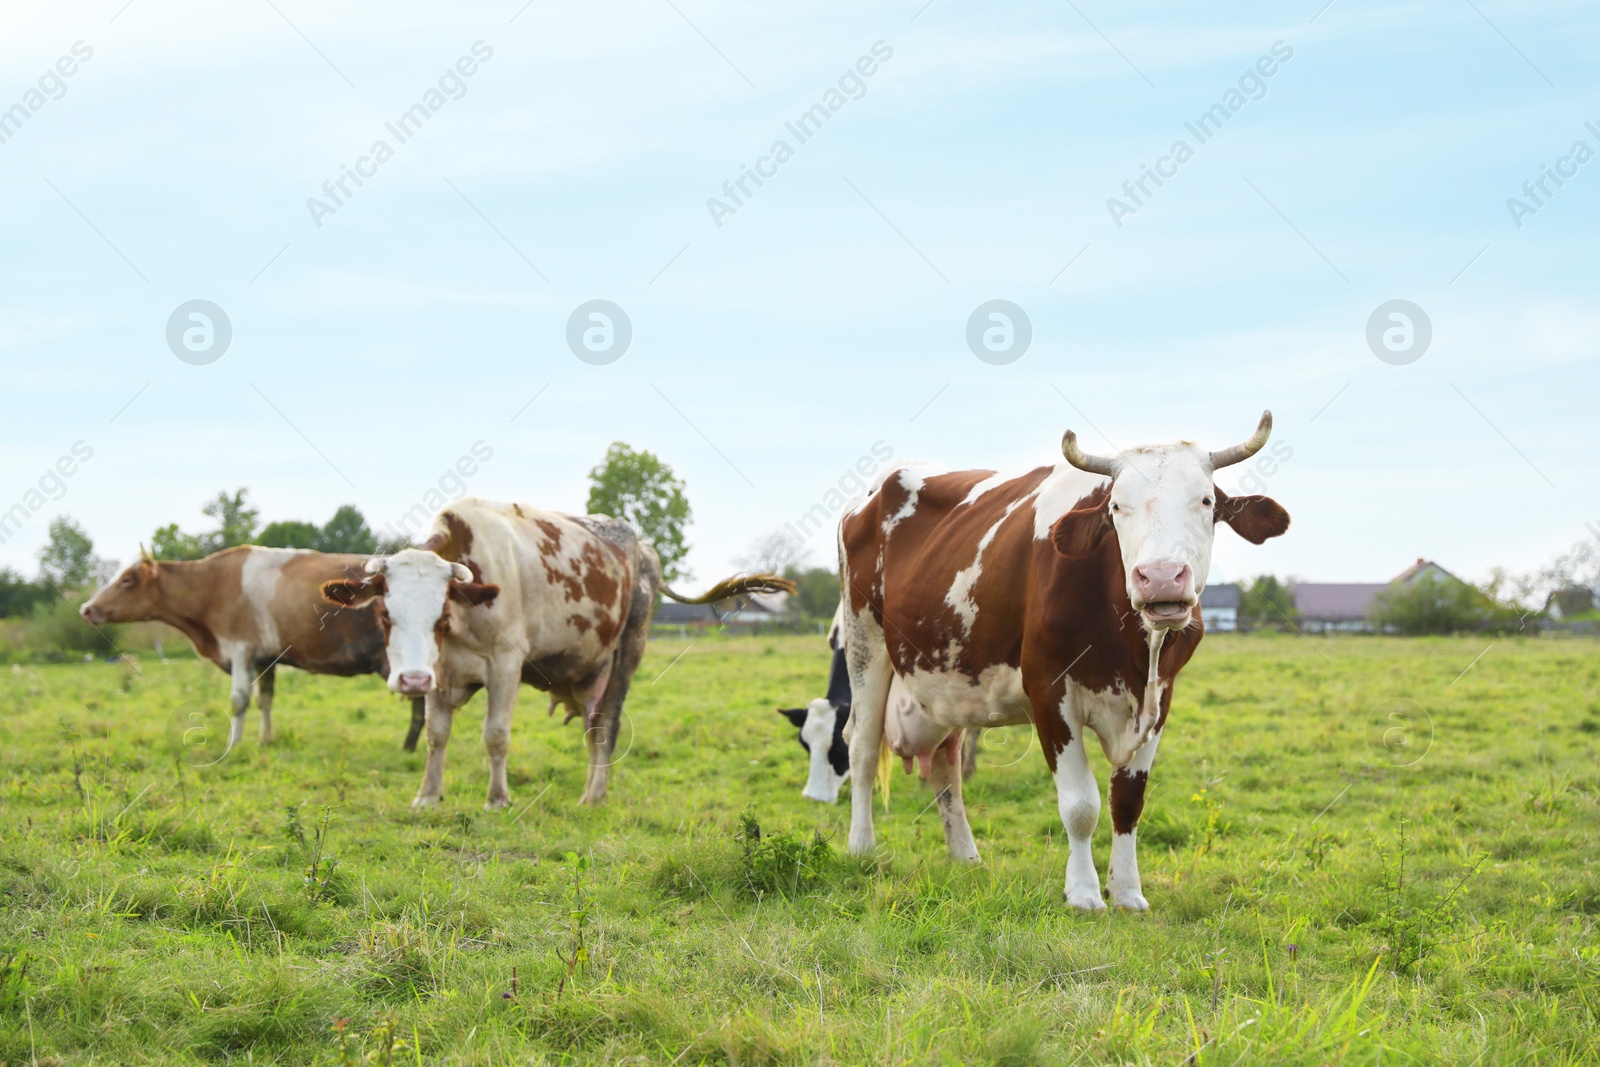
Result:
[1292, 558, 1462, 633]
[1199, 583, 1240, 631]
[652, 590, 788, 634]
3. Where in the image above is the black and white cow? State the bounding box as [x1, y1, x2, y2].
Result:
[775, 614, 854, 803]
[778, 609, 978, 803]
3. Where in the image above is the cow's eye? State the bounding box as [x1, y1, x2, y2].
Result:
[1201, 496, 1214, 508]
[1110, 502, 1121, 514]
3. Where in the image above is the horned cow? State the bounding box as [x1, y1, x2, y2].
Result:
[837, 412, 1289, 910]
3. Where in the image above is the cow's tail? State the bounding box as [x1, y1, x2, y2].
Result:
[659, 573, 797, 604]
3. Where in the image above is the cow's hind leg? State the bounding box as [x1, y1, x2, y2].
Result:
[256, 662, 276, 744]
[927, 730, 980, 862]
[413, 690, 455, 808]
[1107, 728, 1162, 911]
[844, 612, 892, 859]
[226, 647, 253, 750]
[1053, 727, 1106, 911]
[403, 697, 426, 752]
[583, 602, 648, 805]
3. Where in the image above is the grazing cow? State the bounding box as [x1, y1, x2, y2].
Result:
[775, 610, 856, 803]
[778, 608, 979, 804]
[838, 412, 1289, 910]
[321, 498, 794, 810]
[80, 546, 426, 750]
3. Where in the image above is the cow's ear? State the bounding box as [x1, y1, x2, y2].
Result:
[777, 707, 808, 729]
[448, 580, 499, 607]
[322, 573, 386, 608]
[137, 559, 157, 581]
[1214, 487, 1290, 544]
[1051, 487, 1112, 558]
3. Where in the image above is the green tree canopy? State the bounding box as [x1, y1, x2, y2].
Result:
[783, 565, 839, 621]
[1370, 576, 1489, 635]
[1240, 575, 1295, 630]
[204, 489, 258, 550]
[37, 516, 100, 590]
[152, 488, 259, 560]
[0, 566, 49, 618]
[586, 443, 692, 582]
[313, 505, 378, 554]
[257, 520, 319, 549]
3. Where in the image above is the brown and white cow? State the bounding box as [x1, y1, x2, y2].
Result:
[321, 497, 794, 810]
[80, 546, 426, 750]
[838, 412, 1289, 910]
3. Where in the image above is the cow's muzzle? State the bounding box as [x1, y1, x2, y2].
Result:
[1132, 562, 1195, 628]
[80, 605, 103, 625]
[394, 671, 435, 696]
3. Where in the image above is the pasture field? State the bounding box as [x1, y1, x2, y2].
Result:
[0, 633, 1597, 1065]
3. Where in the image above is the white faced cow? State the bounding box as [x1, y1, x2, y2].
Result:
[81, 546, 426, 750]
[322, 498, 794, 810]
[838, 412, 1289, 910]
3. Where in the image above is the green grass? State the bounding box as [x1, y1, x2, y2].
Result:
[1, 633, 1598, 1065]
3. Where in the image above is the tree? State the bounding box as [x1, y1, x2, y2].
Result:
[585, 443, 692, 582]
[1370, 576, 1487, 635]
[313, 505, 378, 554]
[0, 567, 48, 618]
[151, 488, 258, 560]
[37, 516, 100, 590]
[258, 520, 319, 549]
[1240, 575, 1295, 630]
[783, 565, 839, 622]
[203, 489, 258, 550]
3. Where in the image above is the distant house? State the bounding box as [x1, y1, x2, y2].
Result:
[652, 590, 787, 633]
[1199, 583, 1240, 632]
[1546, 585, 1596, 620]
[1292, 559, 1461, 633]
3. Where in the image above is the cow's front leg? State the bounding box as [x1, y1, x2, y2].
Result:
[413, 690, 455, 808]
[1053, 728, 1106, 911]
[482, 660, 523, 811]
[256, 662, 276, 744]
[1107, 728, 1162, 911]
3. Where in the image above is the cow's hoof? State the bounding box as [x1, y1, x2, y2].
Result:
[1110, 891, 1150, 912]
[847, 833, 875, 858]
[1066, 886, 1108, 911]
[485, 796, 512, 811]
[411, 795, 442, 810]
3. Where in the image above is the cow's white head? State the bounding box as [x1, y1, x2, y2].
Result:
[1051, 411, 1290, 632]
[320, 549, 499, 695]
[778, 699, 851, 803]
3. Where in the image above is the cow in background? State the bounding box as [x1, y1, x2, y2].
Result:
[322, 498, 795, 809]
[81, 546, 425, 750]
[839, 413, 1289, 910]
[778, 606, 980, 803]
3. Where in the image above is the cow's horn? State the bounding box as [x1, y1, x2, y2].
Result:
[139, 542, 153, 563]
[363, 556, 387, 575]
[1061, 430, 1116, 477]
[1208, 410, 1273, 470]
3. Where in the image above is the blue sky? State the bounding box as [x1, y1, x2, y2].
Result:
[2, 0, 1596, 589]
